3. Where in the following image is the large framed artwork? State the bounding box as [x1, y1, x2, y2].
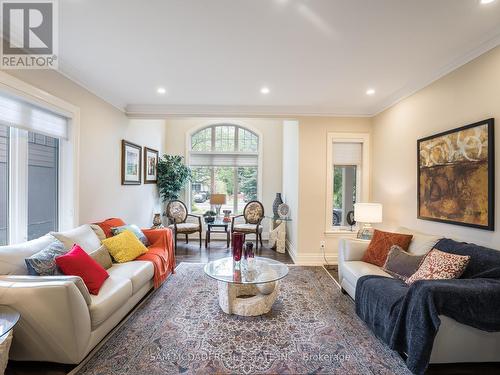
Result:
[144, 147, 158, 184]
[417, 118, 494, 230]
[121, 140, 142, 185]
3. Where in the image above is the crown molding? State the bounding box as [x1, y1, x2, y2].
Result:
[372, 29, 500, 117]
[125, 104, 373, 119]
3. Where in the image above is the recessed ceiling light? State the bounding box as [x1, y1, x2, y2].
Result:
[260, 87, 270, 95]
[481, 0, 496, 4]
[157, 87, 166, 95]
[366, 88, 376, 96]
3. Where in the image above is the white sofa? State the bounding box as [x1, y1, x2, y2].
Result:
[338, 227, 500, 364]
[0, 225, 155, 364]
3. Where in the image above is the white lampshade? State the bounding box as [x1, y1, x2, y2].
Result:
[354, 203, 383, 223]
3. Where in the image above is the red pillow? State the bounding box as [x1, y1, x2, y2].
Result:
[56, 245, 109, 295]
[361, 229, 413, 267]
[94, 218, 126, 238]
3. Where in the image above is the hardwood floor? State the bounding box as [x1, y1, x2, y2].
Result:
[175, 239, 293, 264]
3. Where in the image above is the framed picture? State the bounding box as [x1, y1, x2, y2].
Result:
[121, 140, 142, 185]
[144, 147, 159, 184]
[417, 118, 494, 230]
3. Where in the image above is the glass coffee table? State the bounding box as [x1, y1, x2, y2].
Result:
[204, 257, 289, 316]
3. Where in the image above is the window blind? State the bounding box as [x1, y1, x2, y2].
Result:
[189, 152, 258, 167]
[333, 142, 362, 165]
[0, 92, 68, 139]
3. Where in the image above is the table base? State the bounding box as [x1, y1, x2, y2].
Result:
[217, 280, 280, 316]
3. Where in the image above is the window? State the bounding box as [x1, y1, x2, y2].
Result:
[0, 125, 8, 245]
[326, 133, 370, 232]
[189, 124, 259, 215]
[0, 91, 69, 244]
[28, 132, 59, 240]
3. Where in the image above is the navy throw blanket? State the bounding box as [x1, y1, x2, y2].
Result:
[355, 238, 500, 375]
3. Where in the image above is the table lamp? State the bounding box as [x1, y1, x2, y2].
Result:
[354, 203, 383, 240]
[210, 194, 226, 219]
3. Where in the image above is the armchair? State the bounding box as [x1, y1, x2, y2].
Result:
[166, 200, 202, 250]
[231, 200, 264, 251]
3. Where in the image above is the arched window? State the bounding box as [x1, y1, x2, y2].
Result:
[189, 124, 259, 214]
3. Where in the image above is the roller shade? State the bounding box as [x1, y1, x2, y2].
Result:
[333, 142, 362, 165]
[190, 152, 258, 167]
[0, 92, 68, 139]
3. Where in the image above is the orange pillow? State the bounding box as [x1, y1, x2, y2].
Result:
[362, 229, 413, 267]
[94, 218, 126, 238]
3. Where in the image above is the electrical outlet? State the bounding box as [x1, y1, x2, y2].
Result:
[320, 240, 326, 250]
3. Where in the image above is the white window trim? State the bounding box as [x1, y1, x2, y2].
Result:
[325, 132, 370, 235]
[0, 71, 80, 244]
[185, 121, 263, 214]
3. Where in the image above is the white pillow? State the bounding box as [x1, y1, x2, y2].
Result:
[397, 227, 440, 256]
[51, 224, 102, 253]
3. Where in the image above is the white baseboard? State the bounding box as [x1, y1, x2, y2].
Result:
[293, 253, 338, 266]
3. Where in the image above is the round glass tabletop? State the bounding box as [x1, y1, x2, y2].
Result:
[0, 306, 20, 337]
[204, 257, 289, 285]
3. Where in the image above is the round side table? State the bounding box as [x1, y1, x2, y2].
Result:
[0, 306, 20, 374]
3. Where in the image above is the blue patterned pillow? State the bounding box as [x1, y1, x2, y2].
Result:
[111, 224, 149, 246]
[25, 240, 68, 276]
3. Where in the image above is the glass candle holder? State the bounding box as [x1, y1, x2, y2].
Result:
[232, 233, 244, 266]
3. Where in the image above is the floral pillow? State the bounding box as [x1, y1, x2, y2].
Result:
[406, 248, 470, 285]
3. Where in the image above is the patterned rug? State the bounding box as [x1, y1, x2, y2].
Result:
[75, 263, 410, 375]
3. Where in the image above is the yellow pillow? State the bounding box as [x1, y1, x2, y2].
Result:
[102, 230, 148, 263]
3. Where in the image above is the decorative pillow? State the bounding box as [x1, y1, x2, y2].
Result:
[382, 245, 426, 281]
[89, 224, 106, 241]
[55, 245, 109, 295]
[406, 248, 470, 285]
[94, 218, 126, 238]
[50, 224, 102, 253]
[111, 224, 149, 246]
[362, 230, 413, 267]
[24, 240, 67, 276]
[101, 230, 148, 263]
[89, 244, 113, 270]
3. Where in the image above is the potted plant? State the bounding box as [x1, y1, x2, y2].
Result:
[157, 155, 192, 202]
[203, 210, 217, 224]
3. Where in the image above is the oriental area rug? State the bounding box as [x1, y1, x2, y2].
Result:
[74, 263, 410, 375]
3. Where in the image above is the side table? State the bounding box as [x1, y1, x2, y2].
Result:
[0, 306, 20, 374]
[205, 220, 230, 248]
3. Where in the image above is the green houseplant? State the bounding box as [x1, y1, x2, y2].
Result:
[157, 155, 191, 202]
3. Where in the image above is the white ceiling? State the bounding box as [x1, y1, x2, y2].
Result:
[59, 0, 500, 116]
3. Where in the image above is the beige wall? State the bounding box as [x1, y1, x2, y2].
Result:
[297, 116, 372, 263]
[372, 46, 500, 247]
[5, 70, 166, 228]
[164, 116, 283, 235]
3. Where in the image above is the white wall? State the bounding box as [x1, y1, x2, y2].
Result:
[6, 70, 166, 228]
[164, 116, 283, 236]
[282, 120, 299, 260]
[372, 46, 500, 248]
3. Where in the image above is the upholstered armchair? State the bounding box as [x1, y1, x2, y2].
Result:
[231, 200, 264, 250]
[166, 200, 202, 250]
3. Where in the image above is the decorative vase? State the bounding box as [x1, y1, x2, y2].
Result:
[232, 233, 244, 268]
[223, 210, 232, 223]
[151, 213, 164, 229]
[244, 242, 255, 271]
[273, 193, 283, 218]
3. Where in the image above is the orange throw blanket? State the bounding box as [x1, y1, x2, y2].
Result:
[136, 228, 175, 289]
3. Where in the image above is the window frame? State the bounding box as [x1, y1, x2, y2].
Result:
[325, 132, 370, 234]
[0, 72, 80, 244]
[186, 122, 263, 215]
